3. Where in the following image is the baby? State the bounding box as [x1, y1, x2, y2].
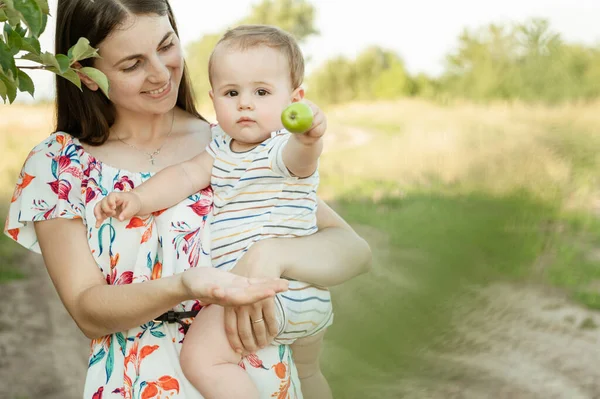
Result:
[95, 25, 333, 398]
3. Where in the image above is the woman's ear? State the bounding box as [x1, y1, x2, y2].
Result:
[291, 87, 305, 103]
[73, 62, 99, 91]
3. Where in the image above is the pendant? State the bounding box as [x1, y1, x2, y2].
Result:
[149, 149, 160, 165]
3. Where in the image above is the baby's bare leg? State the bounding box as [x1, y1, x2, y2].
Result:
[291, 331, 332, 399]
[180, 305, 259, 399]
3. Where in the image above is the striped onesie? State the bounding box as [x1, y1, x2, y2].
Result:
[206, 125, 333, 343]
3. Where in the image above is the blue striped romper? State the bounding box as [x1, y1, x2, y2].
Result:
[206, 125, 333, 344]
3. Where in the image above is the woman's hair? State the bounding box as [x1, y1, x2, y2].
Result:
[208, 24, 305, 90]
[55, 0, 205, 145]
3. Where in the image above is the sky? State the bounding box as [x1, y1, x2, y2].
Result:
[14, 0, 600, 102]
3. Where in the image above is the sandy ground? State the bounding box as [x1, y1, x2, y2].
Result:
[0, 252, 88, 399]
[396, 283, 600, 399]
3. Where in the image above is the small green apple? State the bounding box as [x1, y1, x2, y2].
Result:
[281, 102, 314, 134]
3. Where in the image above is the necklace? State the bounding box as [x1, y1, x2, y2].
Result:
[117, 110, 175, 165]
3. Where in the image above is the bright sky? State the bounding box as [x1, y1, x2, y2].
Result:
[16, 0, 600, 102]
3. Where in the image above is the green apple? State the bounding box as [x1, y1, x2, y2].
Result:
[281, 102, 314, 134]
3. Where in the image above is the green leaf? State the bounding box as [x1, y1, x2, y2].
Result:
[20, 51, 42, 63]
[0, 78, 7, 103]
[34, 0, 49, 14]
[0, 40, 17, 76]
[0, 72, 18, 103]
[20, 36, 40, 54]
[7, 29, 22, 56]
[39, 8, 47, 34]
[80, 67, 109, 97]
[0, 10, 8, 23]
[55, 54, 70, 73]
[40, 51, 60, 70]
[59, 69, 82, 90]
[13, 0, 43, 37]
[69, 37, 100, 63]
[4, 8, 21, 27]
[16, 68, 34, 96]
[14, 24, 27, 37]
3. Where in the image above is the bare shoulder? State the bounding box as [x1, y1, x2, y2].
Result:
[173, 108, 212, 159]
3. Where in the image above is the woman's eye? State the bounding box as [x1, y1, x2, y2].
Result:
[123, 61, 140, 72]
[256, 89, 269, 96]
[226, 90, 239, 97]
[160, 42, 174, 52]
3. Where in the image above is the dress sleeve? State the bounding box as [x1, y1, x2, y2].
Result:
[4, 132, 85, 253]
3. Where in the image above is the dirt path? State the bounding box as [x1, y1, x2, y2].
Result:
[397, 283, 600, 398]
[0, 252, 88, 399]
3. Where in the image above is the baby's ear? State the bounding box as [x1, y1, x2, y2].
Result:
[291, 87, 305, 103]
[209, 90, 214, 100]
[73, 62, 99, 91]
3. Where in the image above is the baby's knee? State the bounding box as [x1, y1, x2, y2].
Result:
[295, 357, 322, 380]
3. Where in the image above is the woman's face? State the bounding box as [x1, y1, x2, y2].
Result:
[93, 14, 183, 116]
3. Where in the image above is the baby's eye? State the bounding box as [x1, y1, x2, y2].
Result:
[256, 89, 269, 96]
[226, 90, 239, 97]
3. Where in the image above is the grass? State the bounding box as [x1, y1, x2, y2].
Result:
[323, 190, 554, 398]
[315, 99, 600, 397]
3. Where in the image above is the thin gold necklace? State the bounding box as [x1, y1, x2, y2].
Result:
[117, 110, 175, 165]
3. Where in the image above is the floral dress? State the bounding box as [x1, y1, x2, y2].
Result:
[4, 132, 303, 398]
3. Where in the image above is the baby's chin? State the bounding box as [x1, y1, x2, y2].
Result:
[228, 125, 273, 144]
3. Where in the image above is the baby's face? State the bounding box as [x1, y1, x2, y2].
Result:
[209, 45, 300, 145]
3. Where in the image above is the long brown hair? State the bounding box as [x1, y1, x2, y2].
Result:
[55, 0, 205, 145]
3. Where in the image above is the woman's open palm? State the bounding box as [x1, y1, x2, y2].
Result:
[181, 267, 289, 306]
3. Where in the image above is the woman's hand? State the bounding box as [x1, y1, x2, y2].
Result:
[180, 266, 288, 307]
[224, 297, 280, 354]
[223, 241, 283, 353]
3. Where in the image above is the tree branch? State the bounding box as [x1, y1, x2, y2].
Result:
[15, 65, 49, 70]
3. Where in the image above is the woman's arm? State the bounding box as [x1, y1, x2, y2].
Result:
[35, 218, 288, 339]
[234, 198, 372, 286]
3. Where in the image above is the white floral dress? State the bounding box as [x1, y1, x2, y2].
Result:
[4, 132, 305, 398]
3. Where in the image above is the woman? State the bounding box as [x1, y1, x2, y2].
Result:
[4, 0, 371, 398]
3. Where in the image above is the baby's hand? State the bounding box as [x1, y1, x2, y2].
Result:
[94, 192, 142, 228]
[298, 99, 326, 144]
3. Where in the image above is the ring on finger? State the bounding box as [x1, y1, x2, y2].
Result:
[252, 318, 264, 324]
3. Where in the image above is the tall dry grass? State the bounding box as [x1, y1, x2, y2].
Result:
[322, 99, 600, 212]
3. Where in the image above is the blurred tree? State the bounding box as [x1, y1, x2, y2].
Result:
[354, 46, 409, 100]
[239, 0, 318, 39]
[308, 46, 410, 105]
[186, 0, 318, 106]
[439, 18, 600, 103]
[306, 55, 357, 105]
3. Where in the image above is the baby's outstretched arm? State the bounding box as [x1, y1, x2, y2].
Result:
[282, 100, 326, 178]
[93, 151, 214, 226]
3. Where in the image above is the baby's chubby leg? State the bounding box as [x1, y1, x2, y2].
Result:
[291, 331, 332, 399]
[180, 305, 259, 399]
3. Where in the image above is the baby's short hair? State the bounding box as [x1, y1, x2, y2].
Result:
[209, 24, 305, 89]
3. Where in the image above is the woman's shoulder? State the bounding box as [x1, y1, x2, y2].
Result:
[22, 131, 86, 170]
[177, 111, 213, 147]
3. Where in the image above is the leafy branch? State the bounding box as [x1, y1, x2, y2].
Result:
[0, 0, 109, 103]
